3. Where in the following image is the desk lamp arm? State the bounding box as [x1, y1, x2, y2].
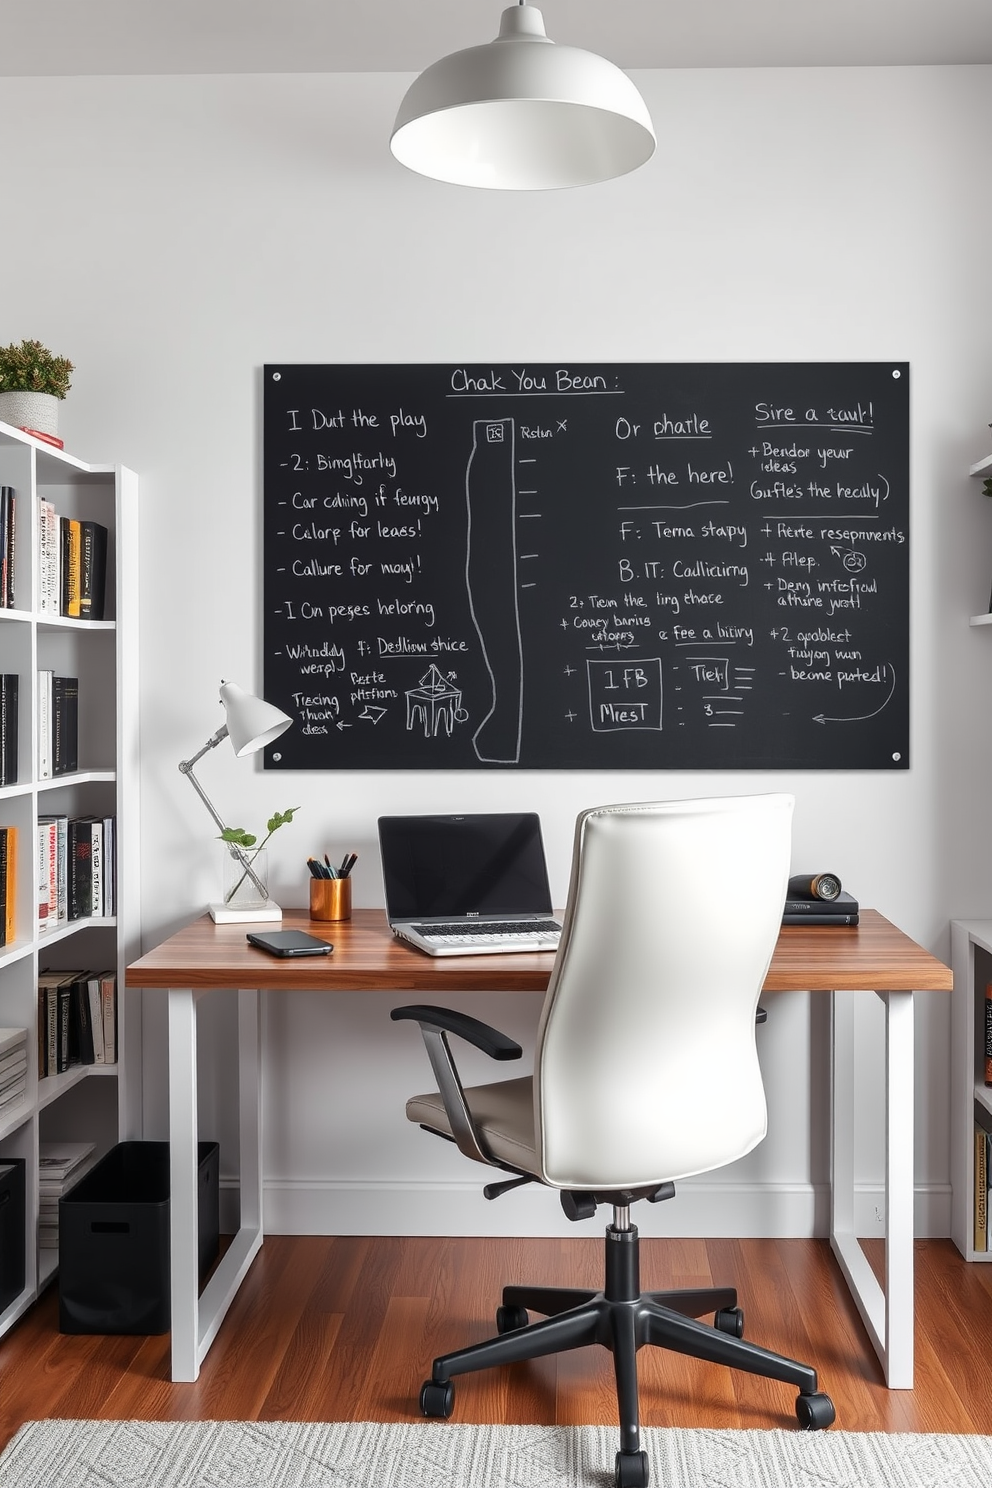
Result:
[178, 727, 268, 901]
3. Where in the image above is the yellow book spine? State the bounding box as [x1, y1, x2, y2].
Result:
[4, 825, 14, 946]
[67, 520, 81, 617]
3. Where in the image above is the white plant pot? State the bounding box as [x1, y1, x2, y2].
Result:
[0, 390, 60, 437]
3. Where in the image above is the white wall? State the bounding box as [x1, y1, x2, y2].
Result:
[3, 63, 991, 1237]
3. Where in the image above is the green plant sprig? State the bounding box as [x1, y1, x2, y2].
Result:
[0, 339, 74, 398]
[221, 807, 300, 903]
[984, 477, 992, 498]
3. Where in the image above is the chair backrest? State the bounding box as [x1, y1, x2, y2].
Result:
[533, 794, 794, 1191]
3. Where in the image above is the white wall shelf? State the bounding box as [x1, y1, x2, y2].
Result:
[0, 419, 139, 1340]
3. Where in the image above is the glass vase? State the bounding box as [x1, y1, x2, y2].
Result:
[222, 844, 268, 911]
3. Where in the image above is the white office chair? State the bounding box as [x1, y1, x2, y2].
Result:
[392, 795, 834, 1488]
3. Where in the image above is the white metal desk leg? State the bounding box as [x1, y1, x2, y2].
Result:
[882, 988, 915, 1389]
[829, 986, 914, 1389]
[168, 987, 200, 1382]
[238, 987, 263, 1232]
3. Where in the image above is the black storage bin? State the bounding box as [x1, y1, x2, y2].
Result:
[58, 1140, 219, 1335]
[0, 1157, 26, 1313]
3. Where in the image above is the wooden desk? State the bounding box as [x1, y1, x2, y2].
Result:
[127, 907, 951, 1388]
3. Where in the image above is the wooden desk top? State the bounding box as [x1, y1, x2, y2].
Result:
[126, 907, 951, 995]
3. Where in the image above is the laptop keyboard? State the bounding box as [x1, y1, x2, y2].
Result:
[412, 919, 561, 947]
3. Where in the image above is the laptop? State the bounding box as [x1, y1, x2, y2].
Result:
[378, 812, 562, 956]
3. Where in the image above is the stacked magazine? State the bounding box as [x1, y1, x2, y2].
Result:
[0, 1027, 28, 1114]
[38, 1141, 97, 1250]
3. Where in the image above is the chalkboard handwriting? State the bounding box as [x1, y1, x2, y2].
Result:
[263, 362, 909, 770]
[450, 367, 624, 396]
[754, 400, 874, 430]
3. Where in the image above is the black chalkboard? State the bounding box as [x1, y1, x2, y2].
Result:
[262, 363, 909, 771]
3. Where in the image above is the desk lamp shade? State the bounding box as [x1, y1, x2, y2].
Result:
[390, 4, 656, 190]
[219, 681, 291, 756]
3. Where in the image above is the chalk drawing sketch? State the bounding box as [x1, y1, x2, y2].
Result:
[465, 418, 524, 763]
[405, 664, 467, 738]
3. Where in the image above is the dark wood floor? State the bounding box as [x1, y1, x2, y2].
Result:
[2, 1235, 992, 1450]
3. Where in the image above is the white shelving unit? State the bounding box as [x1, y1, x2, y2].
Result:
[949, 921, 992, 1260]
[0, 420, 139, 1334]
[969, 455, 992, 626]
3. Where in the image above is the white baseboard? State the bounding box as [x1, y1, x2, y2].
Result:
[220, 1178, 951, 1241]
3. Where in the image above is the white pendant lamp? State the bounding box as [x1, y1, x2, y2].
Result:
[390, 3, 656, 190]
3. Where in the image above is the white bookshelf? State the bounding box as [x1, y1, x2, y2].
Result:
[0, 421, 139, 1333]
[949, 921, 992, 1261]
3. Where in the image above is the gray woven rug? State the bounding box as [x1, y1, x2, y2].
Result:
[4, 1419, 992, 1488]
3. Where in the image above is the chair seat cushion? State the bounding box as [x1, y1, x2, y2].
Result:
[406, 1077, 539, 1174]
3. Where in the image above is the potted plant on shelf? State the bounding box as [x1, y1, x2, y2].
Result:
[0, 338, 74, 444]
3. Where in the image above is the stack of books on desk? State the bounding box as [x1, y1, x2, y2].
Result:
[38, 1141, 97, 1250]
[783, 891, 859, 926]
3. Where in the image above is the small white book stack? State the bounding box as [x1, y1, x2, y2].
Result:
[38, 1141, 97, 1250]
[0, 1027, 28, 1115]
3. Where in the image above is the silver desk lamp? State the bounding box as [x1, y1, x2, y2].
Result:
[178, 680, 292, 923]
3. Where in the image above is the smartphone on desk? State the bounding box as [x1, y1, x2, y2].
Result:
[246, 930, 334, 957]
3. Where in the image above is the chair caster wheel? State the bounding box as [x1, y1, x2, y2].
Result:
[714, 1306, 745, 1338]
[419, 1379, 454, 1418]
[615, 1449, 649, 1488]
[496, 1304, 529, 1334]
[796, 1391, 835, 1430]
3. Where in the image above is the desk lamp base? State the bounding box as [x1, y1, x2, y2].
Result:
[209, 899, 283, 924]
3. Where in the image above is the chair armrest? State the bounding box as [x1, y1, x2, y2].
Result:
[391, 1003, 522, 1167]
[390, 1004, 522, 1061]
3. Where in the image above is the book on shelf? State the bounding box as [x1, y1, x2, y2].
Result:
[0, 1023, 28, 1095]
[0, 1026, 27, 1101]
[37, 498, 60, 615]
[59, 517, 82, 618]
[0, 485, 15, 608]
[0, 672, 18, 786]
[37, 669, 52, 778]
[38, 1139, 97, 1246]
[0, 1073, 26, 1111]
[71, 975, 95, 1066]
[0, 825, 16, 947]
[68, 818, 94, 919]
[20, 427, 64, 449]
[51, 674, 78, 775]
[985, 983, 992, 1087]
[36, 970, 82, 1076]
[86, 974, 106, 1063]
[37, 815, 68, 931]
[79, 521, 108, 620]
[39, 1140, 96, 1185]
[976, 1124, 991, 1251]
[0, 1026, 27, 1108]
[35, 969, 116, 1073]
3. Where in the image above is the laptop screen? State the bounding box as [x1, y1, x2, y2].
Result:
[378, 813, 554, 921]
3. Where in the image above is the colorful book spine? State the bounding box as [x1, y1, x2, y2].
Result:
[79, 521, 108, 620]
[51, 675, 78, 776]
[1, 825, 15, 947]
[0, 673, 19, 786]
[36, 669, 52, 779]
[0, 485, 15, 608]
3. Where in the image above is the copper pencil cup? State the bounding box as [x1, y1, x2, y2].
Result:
[310, 877, 352, 921]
